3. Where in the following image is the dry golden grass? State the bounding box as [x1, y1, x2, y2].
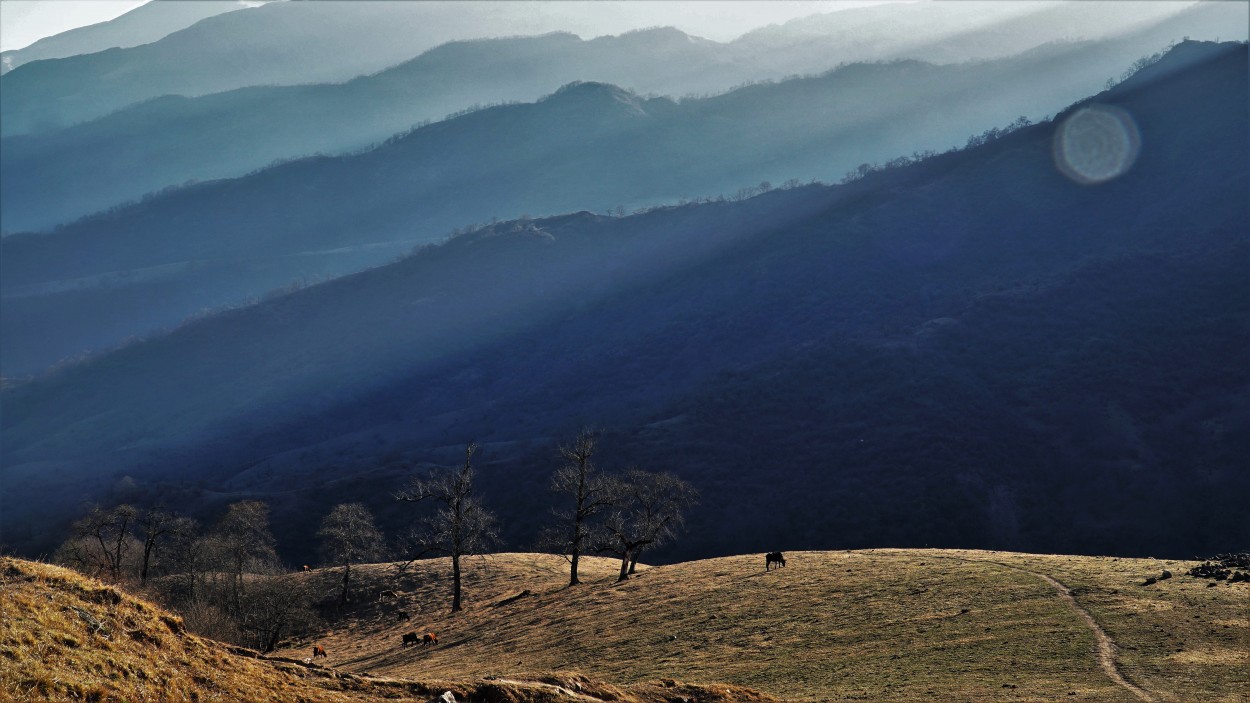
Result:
[275, 551, 1249, 703]
[0, 556, 776, 703]
[934, 549, 1250, 703]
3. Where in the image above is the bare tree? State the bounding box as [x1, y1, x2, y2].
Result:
[65, 504, 139, 581]
[211, 500, 278, 610]
[317, 503, 386, 607]
[595, 469, 698, 581]
[236, 577, 317, 653]
[136, 507, 178, 583]
[395, 443, 497, 612]
[546, 430, 616, 586]
[162, 516, 206, 599]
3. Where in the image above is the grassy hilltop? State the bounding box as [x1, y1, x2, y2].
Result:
[275, 551, 1248, 702]
[2, 550, 1246, 702]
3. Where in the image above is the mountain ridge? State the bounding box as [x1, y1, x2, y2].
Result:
[2, 41, 1245, 565]
[3, 1, 1243, 233]
[7, 40, 1243, 377]
[0, 0, 251, 74]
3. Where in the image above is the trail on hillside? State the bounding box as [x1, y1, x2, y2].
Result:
[1028, 570, 1155, 702]
[939, 555, 1155, 702]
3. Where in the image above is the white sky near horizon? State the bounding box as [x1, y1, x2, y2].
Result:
[1, 1, 147, 50]
[0, 0, 908, 52]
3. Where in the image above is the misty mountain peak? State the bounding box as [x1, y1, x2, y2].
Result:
[544, 81, 649, 116]
[603, 26, 707, 48]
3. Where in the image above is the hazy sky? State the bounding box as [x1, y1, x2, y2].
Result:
[0, 0, 905, 52]
[1, 1, 146, 50]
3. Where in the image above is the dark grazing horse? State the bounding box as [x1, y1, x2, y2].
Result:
[766, 552, 786, 570]
[401, 632, 420, 647]
[312, 645, 327, 659]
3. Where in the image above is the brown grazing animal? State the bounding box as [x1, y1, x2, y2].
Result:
[766, 552, 786, 570]
[402, 632, 420, 647]
[302, 565, 311, 572]
[422, 632, 439, 646]
[397, 610, 411, 621]
[312, 645, 327, 659]
[379, 589, 399, 600]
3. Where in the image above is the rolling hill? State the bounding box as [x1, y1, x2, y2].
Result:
[276, 550, 1248, 702]
[4, 0, 1243, 233]
[0, 554, 772, 703]
[1, 41, 1245, 564]
[10, 550, 1242, 702]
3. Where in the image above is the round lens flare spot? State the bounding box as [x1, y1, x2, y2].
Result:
[1053, 105, 1141, 184]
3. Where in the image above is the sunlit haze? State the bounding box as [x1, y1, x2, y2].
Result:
[0, 0, 906, 51]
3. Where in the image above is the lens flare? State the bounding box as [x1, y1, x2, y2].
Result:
[1053, 105, 1141, 184]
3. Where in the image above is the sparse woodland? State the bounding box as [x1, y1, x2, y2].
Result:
[47, 435, 697, 650]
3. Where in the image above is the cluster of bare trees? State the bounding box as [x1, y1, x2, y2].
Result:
[53, 433, 697, 640]
[543, 430, 699, 585]
[55, 500, 319, 652]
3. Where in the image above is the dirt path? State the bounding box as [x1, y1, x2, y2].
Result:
[1026, 570, 1155, 702]
[935, 554, 1155, 702]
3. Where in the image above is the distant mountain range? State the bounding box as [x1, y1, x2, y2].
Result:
[0, 1, 1212, 139]
[5, 1, 1240, 233]
[2, 0, 695, 137]
[0, 0, 252, 74]
[7, 27, 1234, 377]
[3, 41, 1245, 566]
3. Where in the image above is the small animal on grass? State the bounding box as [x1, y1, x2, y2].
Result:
[766, 552, 786, 570]
[397, 610, 411, 621]
[302, 565, 311, 572]
[402, 632, 420, 647]
[379, 589, 399, 600]
[312, 645, 327, 659]
[422, 632, 439, 646]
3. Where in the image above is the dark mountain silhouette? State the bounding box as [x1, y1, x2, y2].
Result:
[2, 30, 1237, 376]
[4, 1, 1242, 232]
[0, 0, 249, 74]
[3, 41, 1245, 567]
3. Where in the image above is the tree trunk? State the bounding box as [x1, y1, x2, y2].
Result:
[617, 552, 631, 582]
[140, 538, 155, 583]
[94, 534, 112, 580]
[628, 549, 641, 575]
[451, 554, 463, 612]
[113, 525, 127, 580]
[339, 561, 351, 607]
[264, 625, 283, 653]
[569, 549, 581, 586]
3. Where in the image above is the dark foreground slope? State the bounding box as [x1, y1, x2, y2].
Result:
[1, 42, 1246, 564]
[3, 34, 1237, 377]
